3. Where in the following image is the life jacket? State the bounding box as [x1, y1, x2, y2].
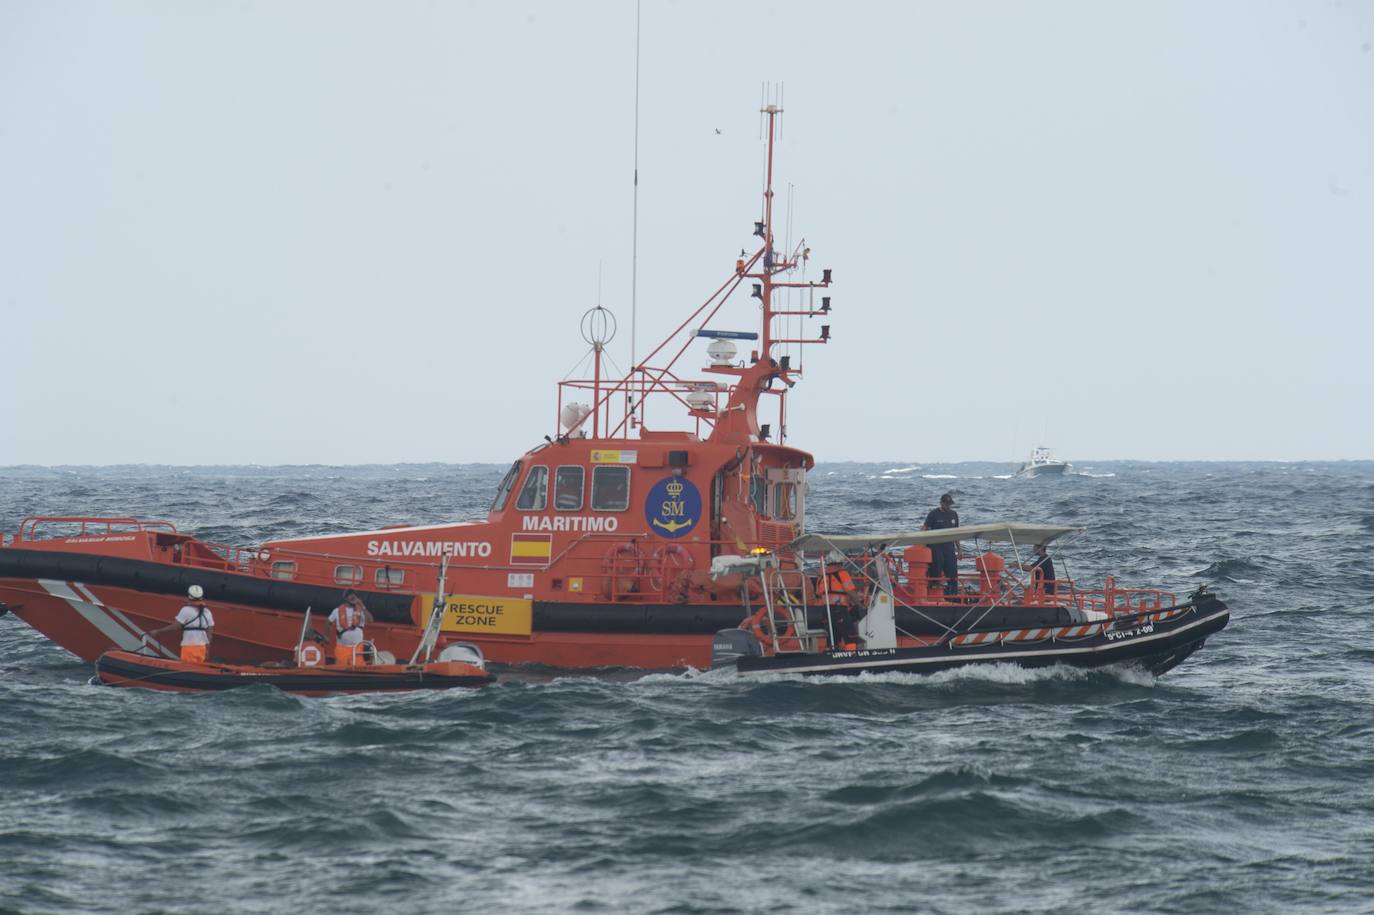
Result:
[335, 603, 364, 634]
[817, 568, 857, 601]
[180, 604, 211, 632]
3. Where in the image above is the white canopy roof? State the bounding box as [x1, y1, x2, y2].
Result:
[788, 522, 1082, 554]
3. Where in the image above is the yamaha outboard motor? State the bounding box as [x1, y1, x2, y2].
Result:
[710, 628, 763, 670]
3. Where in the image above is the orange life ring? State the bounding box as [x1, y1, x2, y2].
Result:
[601, 542, 644, 598]
[648, 543, 695, 596]
[744, 606, 801, 653]
[298, 643, 323, 667]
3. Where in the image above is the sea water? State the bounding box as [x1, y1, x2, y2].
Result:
[1, 461, 1371, 914]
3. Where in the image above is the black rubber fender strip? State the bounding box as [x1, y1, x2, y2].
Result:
[0, 548, 416, 623]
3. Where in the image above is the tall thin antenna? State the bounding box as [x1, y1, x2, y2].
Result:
[630, 0, 642, 376]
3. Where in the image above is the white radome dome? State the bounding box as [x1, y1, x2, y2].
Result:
[684, 391, 714, 411]
[560, 402, 592, 431]
[706, 339, 738, 366]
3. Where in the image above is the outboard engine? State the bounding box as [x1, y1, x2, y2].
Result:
[438, 641, 487, 668]
[710, 628, 763, 670]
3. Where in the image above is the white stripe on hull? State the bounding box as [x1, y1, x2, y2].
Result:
[37, 579, 176, 658]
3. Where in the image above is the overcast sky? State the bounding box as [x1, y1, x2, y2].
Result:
[1, 1, 1370, 465]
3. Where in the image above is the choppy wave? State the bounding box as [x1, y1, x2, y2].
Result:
[1192, 558, 1266, 581]
[3, 460, 1374, 914]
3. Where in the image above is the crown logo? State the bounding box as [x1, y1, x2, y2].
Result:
[665, 479, 684, 497]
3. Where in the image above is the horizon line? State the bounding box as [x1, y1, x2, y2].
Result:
[2, 457, 1371, 470]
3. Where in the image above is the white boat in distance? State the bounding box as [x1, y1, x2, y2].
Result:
[1016, 446, 1071, 477]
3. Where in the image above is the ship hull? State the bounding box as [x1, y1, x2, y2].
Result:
[0, 577, 730, 670]
[93, 650, 493, 694]
[1016, 462, 1070, 477]
[729, 595, 1228, 678]
[0, 547, 1223, 674]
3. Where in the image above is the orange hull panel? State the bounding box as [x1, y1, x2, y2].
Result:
[0, 577, 717, 670]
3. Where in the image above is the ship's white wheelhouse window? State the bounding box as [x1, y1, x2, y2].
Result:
[375, 567, 405, 588]
[772, 482, 798, 521]
[750, 475, 768, 515]
[491, 461, 523, 512]
[591, 465, 631, 511]
[766, 467, 808, 525]
[334, 564, 363, 585]
[554, 465, 585, 511]
[516, 466, 549, 511]
[270, 560, 297, 581]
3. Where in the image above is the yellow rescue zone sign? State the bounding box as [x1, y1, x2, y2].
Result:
[421, 594, 533, 636]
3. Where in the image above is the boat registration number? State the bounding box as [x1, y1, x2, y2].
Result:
[1104, 622, 1155, 641]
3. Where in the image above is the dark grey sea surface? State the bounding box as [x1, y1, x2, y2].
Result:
[1, 461, 1372, 914]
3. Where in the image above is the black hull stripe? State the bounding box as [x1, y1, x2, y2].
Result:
[0, 548, 415, 622]
[2, 547, 1224, 638]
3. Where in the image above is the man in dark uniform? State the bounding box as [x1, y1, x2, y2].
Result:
[922, 492, 961, 597]
[1019, 543, 1057, 597]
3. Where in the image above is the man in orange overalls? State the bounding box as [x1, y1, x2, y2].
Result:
[148, 584, 215, 663]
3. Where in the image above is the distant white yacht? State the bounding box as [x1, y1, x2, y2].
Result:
[1016, 445, 1071, 477]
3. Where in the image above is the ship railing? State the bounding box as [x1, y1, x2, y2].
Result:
[558, 367, 728, 442]
[195, 542, 275, 574]
[756, 563, 826, 653]
[888, 570, 1173, 613]
[553, 250, 766, 442]
[536, 531, 803, 604]
[1072, 577, 1177, 616]
[873, 553, 1182, 642]
[16, 515, 179, 542]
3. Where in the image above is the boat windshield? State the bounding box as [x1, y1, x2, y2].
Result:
[490, 461, 522, 512]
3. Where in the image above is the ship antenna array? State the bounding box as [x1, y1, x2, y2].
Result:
[630, 0, 642, 382]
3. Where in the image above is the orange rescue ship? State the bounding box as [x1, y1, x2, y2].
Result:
[0, 103, 1230, 678]
[0, 104, 835, 671]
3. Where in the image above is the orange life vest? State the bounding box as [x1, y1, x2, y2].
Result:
[823, 568, 856, 596]
[335, 603, 363, 634]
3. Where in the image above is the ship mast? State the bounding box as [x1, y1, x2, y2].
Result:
[745, 99, 832, 445]
[760, 102, 780, 357]
[556, 98, 830, 448]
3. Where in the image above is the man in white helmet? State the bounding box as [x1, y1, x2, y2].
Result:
[149, 584, 216, 663]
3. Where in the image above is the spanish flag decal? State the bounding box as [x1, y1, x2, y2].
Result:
[510, 532, 553, 566]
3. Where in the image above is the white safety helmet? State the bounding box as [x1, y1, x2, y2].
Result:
[187, 584, 205, 601]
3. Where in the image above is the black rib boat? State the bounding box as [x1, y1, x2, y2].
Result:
[708, 525, 1230, 679]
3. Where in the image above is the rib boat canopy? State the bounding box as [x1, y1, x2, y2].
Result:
[789, 522, 1083, 554]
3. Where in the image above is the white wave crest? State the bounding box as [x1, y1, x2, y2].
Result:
[682, 661, 1161, 690]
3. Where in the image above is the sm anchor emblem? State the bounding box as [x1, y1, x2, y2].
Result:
[645, 475, 702, 539]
